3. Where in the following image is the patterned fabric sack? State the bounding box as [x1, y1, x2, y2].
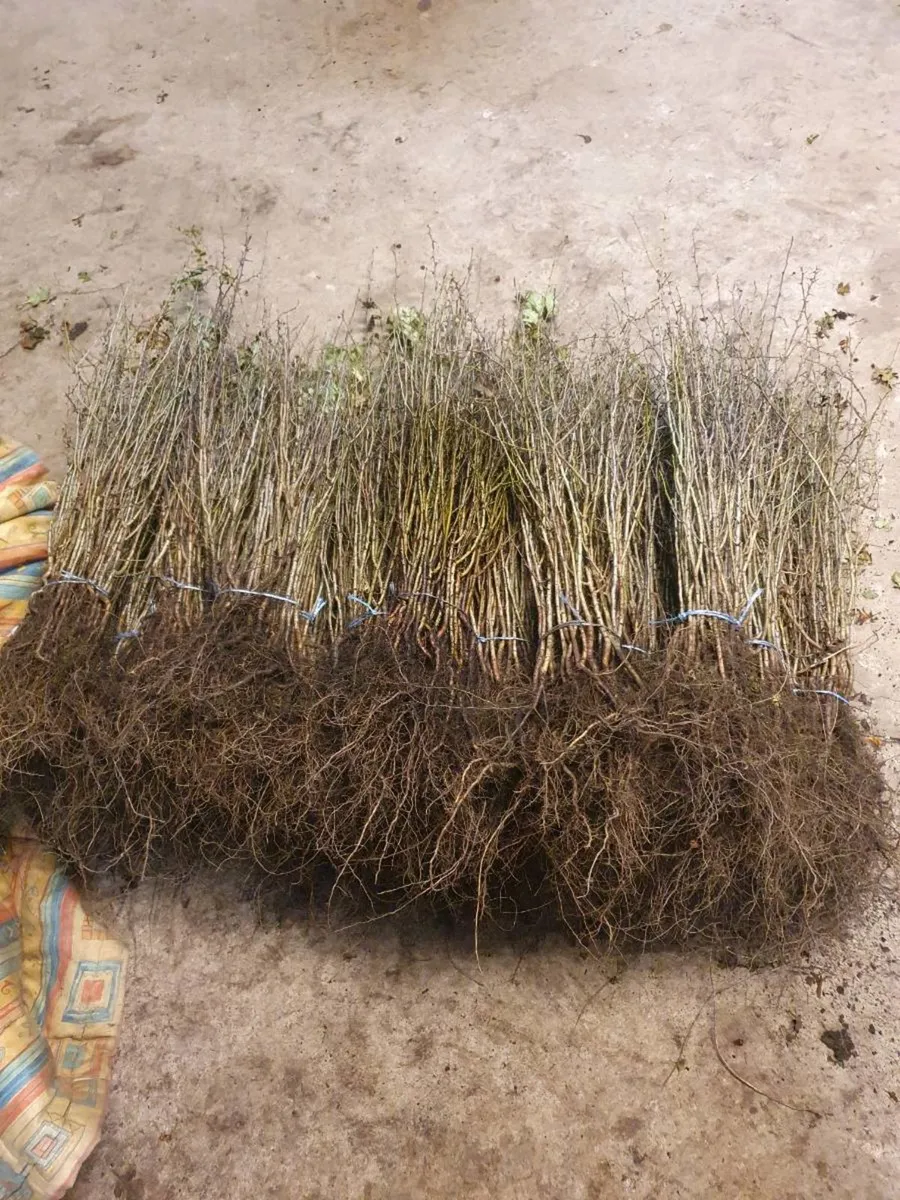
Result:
[0, 440, 58, 648]
[0, 835, 126, 1198]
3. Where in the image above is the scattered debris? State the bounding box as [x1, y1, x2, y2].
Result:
[18, 319, 48, 350]
[805, 133, 820, 145]
[77, 270, 92, 283]
[836, 282, 851, 296]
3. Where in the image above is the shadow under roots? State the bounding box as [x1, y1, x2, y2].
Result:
[528, 646, 888, 952]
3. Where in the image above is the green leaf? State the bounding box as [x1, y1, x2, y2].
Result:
[77, 270, 92, 283]
[814, 312, 835, 338]
[518, 290, 557, 328]
[26, 286, 51, 307]
[386, 306, 426, 347]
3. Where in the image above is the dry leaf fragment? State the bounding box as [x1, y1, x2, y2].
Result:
[837, 282, 851, 296]
[18, 320, 48, 349]
[872, 365, 898, 389]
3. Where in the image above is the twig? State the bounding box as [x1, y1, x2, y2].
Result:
[509, 948, 527, 985]
[447, 950, 485, 989]
[708, 962, 827, 1118]
[571, 972, 620, 1032]
[661, 998, 707, 1087]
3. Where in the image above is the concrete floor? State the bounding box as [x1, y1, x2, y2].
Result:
[2, 0, 900, 1195]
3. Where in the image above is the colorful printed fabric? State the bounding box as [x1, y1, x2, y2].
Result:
[0, 835, 126, 1198]
[0, 440, 58, 648]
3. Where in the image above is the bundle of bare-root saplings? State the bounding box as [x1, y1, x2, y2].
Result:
[0, 279, 889, 951]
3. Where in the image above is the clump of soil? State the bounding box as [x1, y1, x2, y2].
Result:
[821, 1017, 856, 1066]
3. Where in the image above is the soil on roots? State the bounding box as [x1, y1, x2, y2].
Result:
[317, 630, 546, 922]
[113, 601, 335, 878]
[0, 616, 890, 953]
[528, 646, 888, 951]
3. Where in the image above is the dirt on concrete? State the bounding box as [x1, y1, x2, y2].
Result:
[2, 0, 900, 1196]
[820, 1018, 857, 1068]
